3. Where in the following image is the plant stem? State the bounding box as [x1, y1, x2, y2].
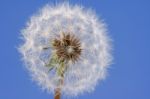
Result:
[54, 61, 65, 99]
[54, 88, 61, 99]
[54, 76, 64, 99]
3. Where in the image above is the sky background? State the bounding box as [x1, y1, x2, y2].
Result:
[0, 0, 150, 99]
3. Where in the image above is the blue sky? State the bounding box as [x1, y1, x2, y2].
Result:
[0, 0, 150, 99]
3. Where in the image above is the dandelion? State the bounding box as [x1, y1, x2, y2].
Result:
[19, 3, 112, 99]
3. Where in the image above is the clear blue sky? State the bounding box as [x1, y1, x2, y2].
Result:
[0, 0, 150, 99]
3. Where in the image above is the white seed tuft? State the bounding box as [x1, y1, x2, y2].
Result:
[19, 3, 112, 96]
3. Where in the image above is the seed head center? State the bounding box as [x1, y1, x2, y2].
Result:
[52, 32, 82, 63]
[66, 46, 74, 54]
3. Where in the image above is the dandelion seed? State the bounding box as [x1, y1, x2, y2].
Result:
[19, 3, 112, 98]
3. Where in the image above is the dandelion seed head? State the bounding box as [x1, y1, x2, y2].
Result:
[19, 3, 112, 96]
